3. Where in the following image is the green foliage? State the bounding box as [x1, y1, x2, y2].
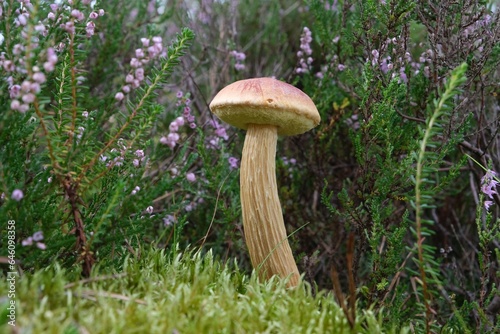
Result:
[0, 1, 197, 275]
[410, 63, 468, 332]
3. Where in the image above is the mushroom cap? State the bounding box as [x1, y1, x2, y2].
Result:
[209, 77, 320, 136]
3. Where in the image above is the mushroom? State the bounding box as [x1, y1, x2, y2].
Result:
[209, 77, 320, 287]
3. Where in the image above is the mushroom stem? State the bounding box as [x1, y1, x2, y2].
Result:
[240, 123, 300, 287]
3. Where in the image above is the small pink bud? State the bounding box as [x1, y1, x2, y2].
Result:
[11, 189, 24, 201]
[175, 116, 185, 126]
[186, 173, 196, 182]
[115, 92, 124, 101]
[33, 72, 46, 83]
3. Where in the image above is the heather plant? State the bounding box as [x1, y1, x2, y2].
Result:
[294, 0, 500, 331]
[0, 0, 200, 276]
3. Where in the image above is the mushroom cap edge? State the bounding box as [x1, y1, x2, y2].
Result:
[209, 77, 320, 136]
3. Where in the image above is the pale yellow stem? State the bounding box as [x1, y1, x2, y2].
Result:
[240, 123, 300, 287]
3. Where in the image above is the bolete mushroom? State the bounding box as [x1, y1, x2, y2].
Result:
[209, 77, 320, 287]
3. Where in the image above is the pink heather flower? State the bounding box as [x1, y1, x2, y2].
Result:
[11, 100, 21, 110]
[22, 93, 35, 104]
[209, 137, 220, 148]
[169, 122, 179, 132]
[186, 172, 196, 182]
[43, 62, 54, 72]
[135, 48, 145, 58]
[481, 170, 498, 200]
[484, 200, 493, 211]
[146, 206, 154, 214]
[163, 215, 176, 226]
[82, 0, 92, 4]
[86, 21, 95, 37]
[215, 127, 228, 140]
[17, 14, 28, 26]
[125, 74, 134, 83]
[300, 27, 313, 55]
[296, 27, 313, 73]
[228, 157, 239, 170]
[234, 63, 245, 71]
[423, 66, 430, 78]
[152, 36, 162, 44]
[160, 136, 169, 145]
[11, 189, 24, 201]
[22, 237, 33, 246]
[3, 60, 14, 72]
[122, 85, 131, 93]
[47, 48, 57, 63]
[230, 51, 246, 71]
[99, 9, 105, 16]
[175, 116, 185, 126]
[176, 91, 183, 98]
[371, 49, 379, 66]
[168, 132, 180, 142]
[131, 186, 140, 195]
[89, 12, 99, 19]
[50, 4, 58, 12]
[35, 23, 47, 35]
[61, 21, 76, 34]
[338, 64, 346, 71]
[33, 72, 46, 83]
[115, 92, 124, 101]
[21, 81, 31, 92]
[135, 68, 144, 81]
[10, 85, 21, 98]
[189, 123, 196, 129]
[18, 104, 29, 113]
[31, 82, 42, 93]
[231, 51, 246, 61]
[33, 231, 44, 242]
[130, 58, 141, 68]
[71, 9, 84, 21]
[13, 44, 24, 55]
[399, 68, 408, 83]
[135, 150, 145, 158]
[164, 137, 176, 149]
[82, 111, 89, 118]
[141, 38, 150, 47]
[404, 52, 412, 62]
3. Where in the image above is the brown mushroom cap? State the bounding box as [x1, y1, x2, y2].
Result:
[209, 77, 320, 136]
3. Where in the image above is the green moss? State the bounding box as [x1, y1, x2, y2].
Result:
[0, 247, 404, 334]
